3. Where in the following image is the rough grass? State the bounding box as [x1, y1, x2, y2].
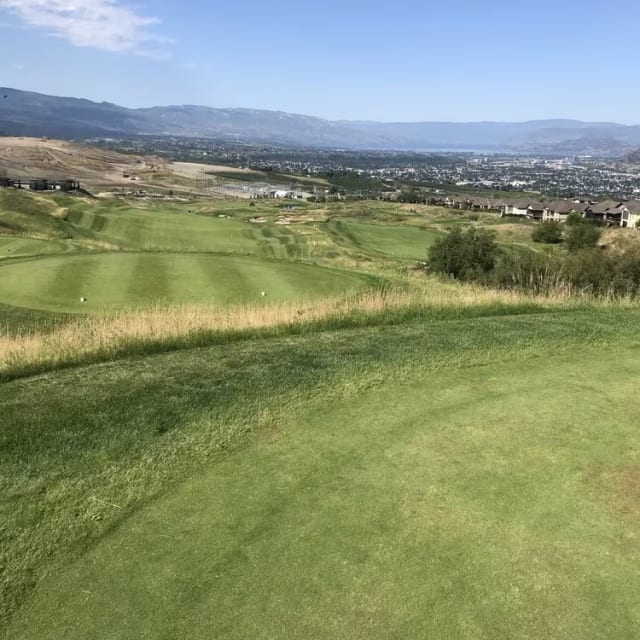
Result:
[0, 284, 593, 382]
[3, 303, 640, 637]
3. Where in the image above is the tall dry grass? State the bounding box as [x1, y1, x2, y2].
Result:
[0, 281, 620, 381]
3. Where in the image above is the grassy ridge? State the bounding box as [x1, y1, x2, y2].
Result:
[3, 303, 640, 636]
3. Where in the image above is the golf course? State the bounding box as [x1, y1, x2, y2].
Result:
[2, 189, 640, 639]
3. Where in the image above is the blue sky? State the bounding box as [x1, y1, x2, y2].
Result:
[0, 0, 638, 123]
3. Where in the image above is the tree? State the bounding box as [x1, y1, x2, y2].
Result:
[532, 221, 563, 244]
[427, 227, 499, 281]
[565, 212, 585, 226]
[565, 222, 601, 252]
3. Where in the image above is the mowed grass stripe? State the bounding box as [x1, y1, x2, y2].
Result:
[70, 205, 262, 254]
[127, 253, 171, 306]
[194, 253, 254, 305]
[0, 255, 97, 311]
[254, 259, 301, 299]
[0, 253, 378, 312]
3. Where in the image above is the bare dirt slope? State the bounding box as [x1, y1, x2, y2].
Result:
[0, 137, 164, 187]
[0, 138, 253, 196]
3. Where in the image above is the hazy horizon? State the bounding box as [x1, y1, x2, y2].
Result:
[2, 86, 639, 128]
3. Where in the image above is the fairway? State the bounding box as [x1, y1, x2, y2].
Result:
[327, 219, 441, 259]
[4, 310, 640, 638]
[0, 252, 376, 312]
[66, 202, 312, 258]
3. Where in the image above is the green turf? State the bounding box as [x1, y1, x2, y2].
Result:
[0, 252, 378, 312]
[65, 203, 308, 255]
[326, 219, 441, 259]
[0, 190, 71, 239]
[0, 236, 67, 259]
[3, 307, 640, 638]
[0, 302, 70, 335]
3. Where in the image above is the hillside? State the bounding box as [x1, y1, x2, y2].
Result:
[0, 137, 159, 185]
[0, 137, 267, 195]
[3, 88, 640, 154]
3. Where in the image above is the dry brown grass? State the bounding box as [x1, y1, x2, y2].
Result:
[0, 280, 595, 381]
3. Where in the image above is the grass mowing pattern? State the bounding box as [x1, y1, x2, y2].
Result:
[0, 252, 378, 312]
[3, 306, 640, 637]
[326, 219, 441, 259]
[65, 202, 312, 257]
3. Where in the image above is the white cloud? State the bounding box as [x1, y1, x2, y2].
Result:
[0, 0, 171, 56]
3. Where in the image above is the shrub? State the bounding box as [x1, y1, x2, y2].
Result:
[491, 250, 565, 294]
[532, 221, 563, 244]
[565, 222, 602, 252]
[563, 249, 615, 294]
[428, 227, 499, 281]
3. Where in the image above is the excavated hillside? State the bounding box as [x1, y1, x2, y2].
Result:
[0, 137, 163, 186]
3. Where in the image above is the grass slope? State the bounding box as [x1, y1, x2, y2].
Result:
[326, 219, 441, 259]
[3, 306, 640, 637]
[0, 253, 377, 312]
[0, 190, 71, 239]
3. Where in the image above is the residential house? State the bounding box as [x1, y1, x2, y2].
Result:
[29, 179, 49, 191]
[620, 200, 640, 229]
[452, 196, 472, 210]
[527, 203, 545, 221]
[586, 200, 623, 225]
[468, 197, 500, 211]
[54, 179, 80, 192]
[542, 200, 589, 223]
[502, 200, 532, 217]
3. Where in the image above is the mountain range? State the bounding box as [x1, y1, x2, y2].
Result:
[1, 87, 639, 156]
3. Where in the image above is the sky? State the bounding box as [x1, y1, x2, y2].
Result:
[0, 0, 638, 123]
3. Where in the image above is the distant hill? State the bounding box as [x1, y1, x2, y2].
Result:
[2, 88, 640, 155]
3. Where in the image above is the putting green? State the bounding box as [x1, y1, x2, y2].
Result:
[0, 252, 377, 312]
[0, 236, 67, 259]
[328, 220, 441, 259]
